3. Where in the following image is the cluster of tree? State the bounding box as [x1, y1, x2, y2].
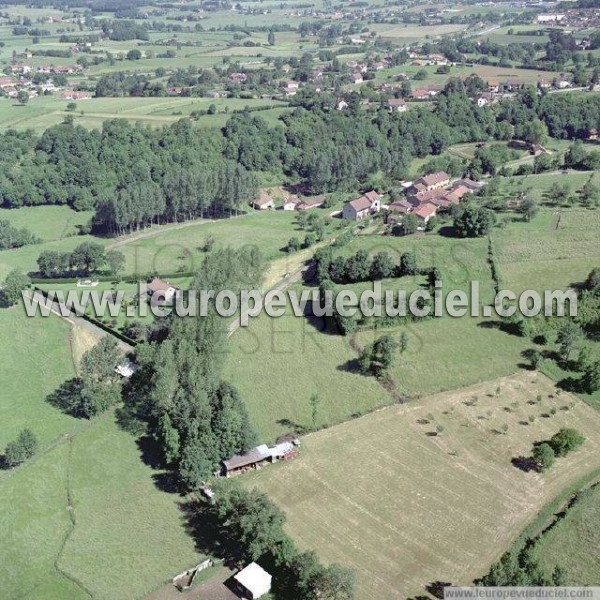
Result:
[532, 428, 586, 472]
[120, 247, 264, 487]
[323, 249, 418, 284]
[210, 487, 356, 600]
[358, 334, 397, 377]
[1, 269, 30, 306]
[94, 72, 165, 97]
[37, 243, 125, 278]
[481, 548, 567, 586]
[102, 19, 149, 41]
[0, 119, 259, 234]
[0, 219, 39, 249]
[3, 429, 38, 469]
[453, 204, 497, 237]
[48, 337, 123, 419]
[285, 211, 328, 252]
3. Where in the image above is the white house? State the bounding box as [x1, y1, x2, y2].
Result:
[233, 563, 272, 599]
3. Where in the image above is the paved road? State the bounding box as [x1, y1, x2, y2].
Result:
[25, 290, 135, 354]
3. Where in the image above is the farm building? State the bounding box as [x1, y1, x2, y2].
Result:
[221, 441, 299, 477]
[297, 195, 325, 210]
[342, 191, 381, 221]
[114, 360, 138, 378]
[233, 563, 272, 599]
[146, 278, 178, 303]
[386, 98, 407, 113]
[252, 192, 275, 210]
[281, 195, 300, 210]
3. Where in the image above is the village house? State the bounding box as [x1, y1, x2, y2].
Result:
[342, 190, 381, 221]
[233, 563, 272, 599]
[0, 76, 14, 88]
[62, 90, 91, 100]
[387, 98, 407, 113]
[228, 72, 247, 84]
[296, 195, 325, 210]
[350, 72, 363, 84]
[413, 202, 438, 223]
[283, 80, 299, 96]
[388, 199, 413, 214]
[336, 98, 348, 111]
[487, 79, 500, 93]
[412, 171, 450, 192]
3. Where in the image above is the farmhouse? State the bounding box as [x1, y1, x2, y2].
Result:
[252, 191, 275, 210]
[146, 278, 178, 303]
[386, 98, 407, 113]
[233, 563, 272, 599]
[281, 195, 300, 210]
[342, 190, 381, 221]
[297, 195, 325, 210]
[283, 80, 299, 96]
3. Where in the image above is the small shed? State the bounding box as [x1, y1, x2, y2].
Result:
[234, 563, 272, 599]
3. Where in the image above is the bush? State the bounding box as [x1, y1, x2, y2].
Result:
[4, 429, 38, 467]
[532, 442, 555, 472]
[549, 428, 585, 457]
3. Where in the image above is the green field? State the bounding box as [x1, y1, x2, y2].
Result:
[0, 95, 289, 133]
[0, 206, 93, 242]
[530, 483, 600, 584]
[0, 308, 206, 600]
[224, 296, 392, 442]
[245, 373, 600, 600]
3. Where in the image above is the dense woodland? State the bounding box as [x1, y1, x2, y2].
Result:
[120, 247, 264, 486]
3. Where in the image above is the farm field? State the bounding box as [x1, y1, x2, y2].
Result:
[0, 206, 93, 242]
[0, 306, 79, 450]
[113, 210, 314, 276]
[0, 95, 289, 133]
[246, 373, 600, 600]
[0, 412, 206, 600]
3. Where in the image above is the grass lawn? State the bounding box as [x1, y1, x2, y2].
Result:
[245, 373, 600, 600]
[530, 482, 600, 584]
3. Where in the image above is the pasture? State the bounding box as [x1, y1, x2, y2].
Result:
[0, 308, 206, 600]
[247, 373, 600, 600]
[530, 482, 600, 584]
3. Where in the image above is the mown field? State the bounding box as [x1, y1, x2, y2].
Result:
[246, 373, 600, 600]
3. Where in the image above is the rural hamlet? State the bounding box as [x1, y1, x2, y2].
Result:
[3, 1, 600, 599]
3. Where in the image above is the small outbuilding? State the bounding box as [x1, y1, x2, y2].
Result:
[234, 563, 272, 599]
